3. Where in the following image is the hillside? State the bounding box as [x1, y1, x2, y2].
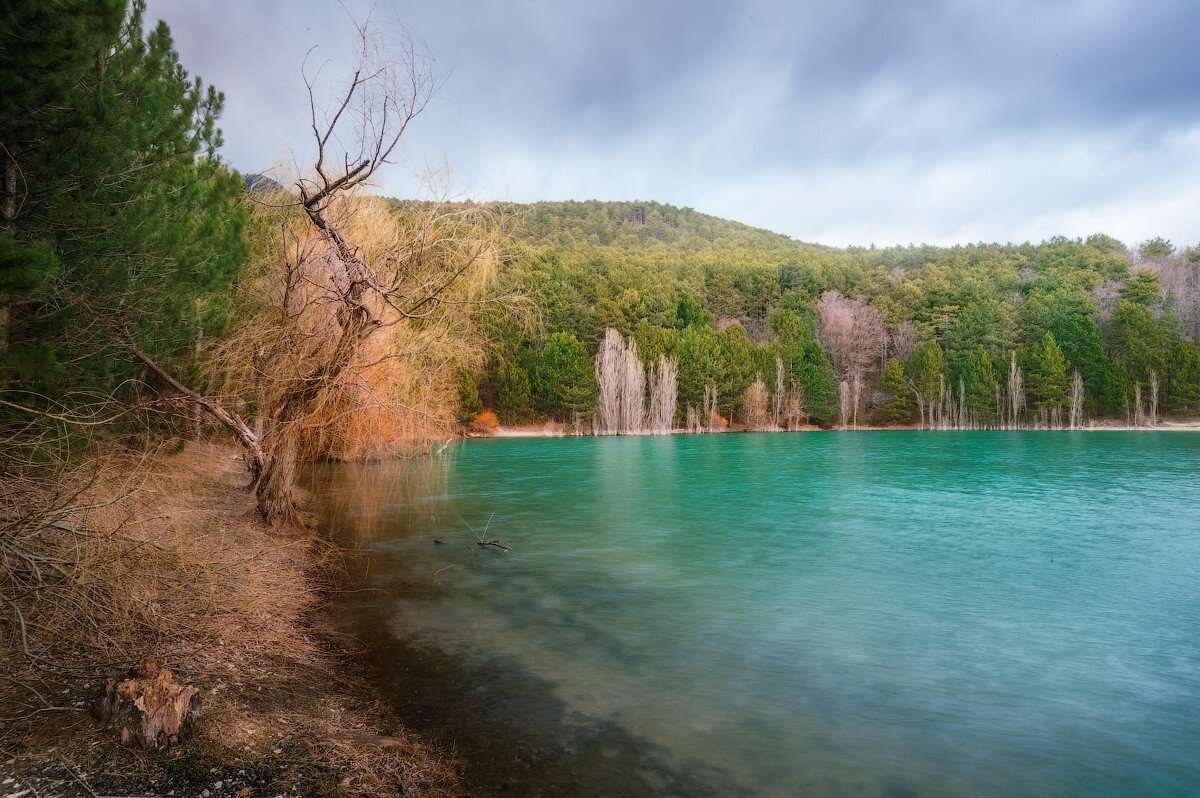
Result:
[443, 199, 1200, 429]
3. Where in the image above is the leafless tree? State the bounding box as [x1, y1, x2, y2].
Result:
[741, 374, 770, 431]
[1149, 371, 1160, 427]
[647, 354, 678, 435]
[703, 385, 719, 432]
[1069, 371, 1085, 430]
[1007, 352, 1025, 430]
[818, 291, 886, 426]
[777, 355, 787, 429]
[139, 17, 505, 524]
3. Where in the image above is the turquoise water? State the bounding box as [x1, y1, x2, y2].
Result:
[318, 432, 1200, 797]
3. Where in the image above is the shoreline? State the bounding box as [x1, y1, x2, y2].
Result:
[1, 442, 466, 798]
[479, 418, 1200, 437]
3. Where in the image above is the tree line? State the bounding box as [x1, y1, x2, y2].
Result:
[471, 202, 1200, 429]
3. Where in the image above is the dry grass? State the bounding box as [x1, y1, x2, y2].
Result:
[209, 193, 501, 462]
[1, 441, 465, 797]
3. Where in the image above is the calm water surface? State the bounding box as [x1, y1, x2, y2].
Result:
[314, 432, 1200, 797]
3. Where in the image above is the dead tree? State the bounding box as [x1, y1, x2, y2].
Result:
[741, 374, 770, 431]
[1068, 371, 1085, 430]
[149, 18, 501, 524]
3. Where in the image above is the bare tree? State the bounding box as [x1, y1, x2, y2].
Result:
[780, 381, 806, 430]
[741, 374, 770, 431]
[1149, 371, 1160, 427]
[647, 354, 678, 434]
[1007, 352, 1025, 430]
[595, 328, 624, 434]
[818, 291, 885, 425]
[164, 18, 503, 523]
[773, 356, 784, 430]
[703, 385, 719, 432]
[1069, 371, 1085, 430]
[837, 379, 851, 430]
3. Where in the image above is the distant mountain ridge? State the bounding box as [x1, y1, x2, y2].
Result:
[243, 173, 287, 194]
[387, 197, 815, 252]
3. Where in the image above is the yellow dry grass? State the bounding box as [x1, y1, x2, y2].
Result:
[0, 442, 465, 797]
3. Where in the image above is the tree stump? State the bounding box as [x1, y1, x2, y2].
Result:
[96, 659, 202, 750]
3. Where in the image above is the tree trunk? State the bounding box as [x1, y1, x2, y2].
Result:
[2, 149, 16, 224]
[95, 660, 201, 751]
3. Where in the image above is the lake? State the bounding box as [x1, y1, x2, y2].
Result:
[313, 432, 1200, 797]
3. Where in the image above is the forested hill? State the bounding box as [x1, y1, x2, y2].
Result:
[447, 198, 1200, 430]
[503, 200, 808, 251]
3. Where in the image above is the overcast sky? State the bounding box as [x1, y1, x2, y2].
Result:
[145, 0, 1200, 249]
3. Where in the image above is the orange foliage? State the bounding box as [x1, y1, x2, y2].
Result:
[472, 410, 499, 433]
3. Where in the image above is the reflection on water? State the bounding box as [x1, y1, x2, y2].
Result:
[310, 432, 1200, 797]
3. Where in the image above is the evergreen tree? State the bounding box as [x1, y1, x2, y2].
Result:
[1119, 271, 1163, 306]
[961, 347, 999, 424]
[877, 358, 912, 424]
[455, 370, 484, 423]
[907, 340, 945, 423]
[494, 360, 534, 424]
[2, 1, 247, 401]
[791, 339, 836, 424]
[534, 332, 597, 420]
[943, 300, 1012, 380]
[1024, 333, 1070, 413]
[769, 309, 836, 424]
[1108, 300, 1169, 391]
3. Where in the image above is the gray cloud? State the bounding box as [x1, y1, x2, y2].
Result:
[146, 0, 1200, 248]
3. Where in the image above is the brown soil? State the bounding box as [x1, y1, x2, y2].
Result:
[0, 442, 465, 798]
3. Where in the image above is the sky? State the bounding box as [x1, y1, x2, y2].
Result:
[144, 0, 1200, 249]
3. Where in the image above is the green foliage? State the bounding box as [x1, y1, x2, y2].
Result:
[533, 333, 596, 420]
[0, 0, 125, 156]
[960, 348, 1000, 422]
[675, 293, 711, 329]
[877, 358, 912, 424]
[1023, 333, 1070, 412]
[1137, 238, 1173, 260]
[455, 370, 483, 423]
[494, 359, 534, 424]
[1107, 300, 1180, 401]
[0, 236, 59, 295]
[1119, 271, 1163, 306]
[426, 198, 1198, 425]
[907, 340, 945, 405]
[1020, 286, 1117, 413]
[943, 300, 1013, 380]
[2, 1, 248, 402]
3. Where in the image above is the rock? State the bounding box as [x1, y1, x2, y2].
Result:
[95, 659, 202, 751]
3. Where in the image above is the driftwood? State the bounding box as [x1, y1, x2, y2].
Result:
[95, 659, 202, 750]
[476, 539, 510, 553]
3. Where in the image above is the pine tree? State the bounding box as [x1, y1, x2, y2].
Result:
[877, 357, 912, 424]
[534, 332, 597, 420]
[1024, 333, 1069, 414]
[2, 1, 248, 401]
[495, 360, 534, 424]
[907, 340, 944, 427]
[961, 347, 999, 424]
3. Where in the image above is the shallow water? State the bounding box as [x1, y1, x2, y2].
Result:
[314, 432, 1200, 797]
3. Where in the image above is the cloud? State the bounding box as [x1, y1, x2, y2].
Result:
[145, 0, 1200, 249]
